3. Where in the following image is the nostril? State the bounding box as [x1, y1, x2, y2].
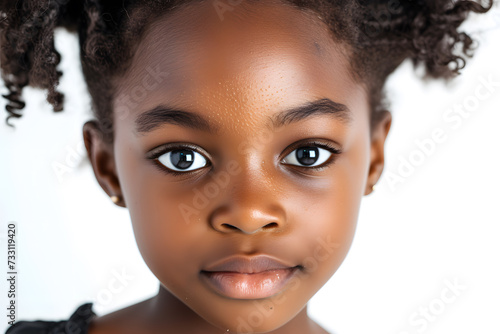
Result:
[222, 224, 239, 230]
[263, 222, 278, 229]
[220, 222, 278, 232]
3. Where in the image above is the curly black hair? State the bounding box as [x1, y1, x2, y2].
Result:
[0, 0, 494, 143]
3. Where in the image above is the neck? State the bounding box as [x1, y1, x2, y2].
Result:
[143, 284, 317, 334]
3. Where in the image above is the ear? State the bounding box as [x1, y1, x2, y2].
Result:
[364, 110, 392, 196]
[83, 120, 126, 207]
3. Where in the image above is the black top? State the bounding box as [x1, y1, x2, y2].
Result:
[5, 303, 96, 334]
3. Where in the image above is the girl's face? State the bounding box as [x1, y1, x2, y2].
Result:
[85, 1, 391, 332]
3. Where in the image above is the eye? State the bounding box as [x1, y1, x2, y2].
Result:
[281, 141, 341, 170]
[158, 148, 208, 172]
[147, 144, 209, 175]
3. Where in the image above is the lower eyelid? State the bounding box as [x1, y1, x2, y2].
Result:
[293, 157, 336, 171]
[152, 159, 209, 178]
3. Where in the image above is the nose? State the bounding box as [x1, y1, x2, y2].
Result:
[209, 168, 286, 235]
[211, 206, 283, 234]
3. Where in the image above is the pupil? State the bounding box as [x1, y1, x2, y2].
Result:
[171, 149, 194, 169]
[296, 147, 319, 166]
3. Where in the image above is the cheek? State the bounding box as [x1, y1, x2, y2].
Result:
[291, 130, 369, 276]
[114, 139, 201, 276]
[289, 177, 359, 278]
[124, 179, 205, 292]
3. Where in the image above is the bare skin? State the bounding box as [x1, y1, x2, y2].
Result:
[84, 1, 391, 333]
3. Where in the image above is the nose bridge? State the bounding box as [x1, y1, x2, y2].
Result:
[226, 128, 277, 199]
[210, 149, 285, 235]
[231, 160, 275, 207]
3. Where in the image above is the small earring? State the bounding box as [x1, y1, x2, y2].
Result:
[110, 195, 120, 204]
[371, 184, 377, 192]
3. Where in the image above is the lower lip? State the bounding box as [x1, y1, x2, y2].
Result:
[200, 267, 300, 299]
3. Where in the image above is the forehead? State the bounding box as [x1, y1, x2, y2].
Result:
[114, 0, 365, 132]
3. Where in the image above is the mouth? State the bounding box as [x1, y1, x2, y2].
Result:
[200, 254, 303, 299]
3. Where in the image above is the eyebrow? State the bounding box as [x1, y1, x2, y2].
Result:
[134, 98, 353, 135]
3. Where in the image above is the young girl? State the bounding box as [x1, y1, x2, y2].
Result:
[0, 0, 495, 333]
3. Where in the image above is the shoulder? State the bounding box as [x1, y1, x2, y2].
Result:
[87, 298, 154, 334]
[5, 303, 95, 334]
[309, 318, 332, 334]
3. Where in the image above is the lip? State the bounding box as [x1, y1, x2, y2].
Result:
[202, 254, 299, 274]
[200, 254, 302, 299]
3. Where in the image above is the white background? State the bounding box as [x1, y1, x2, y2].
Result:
[0, 4, 499, 334]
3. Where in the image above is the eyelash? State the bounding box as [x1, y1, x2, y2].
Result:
[287, 140, 342, 172]
[147, 140, 342, 177]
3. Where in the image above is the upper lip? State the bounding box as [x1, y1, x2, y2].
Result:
[202, 254, 299, 274]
